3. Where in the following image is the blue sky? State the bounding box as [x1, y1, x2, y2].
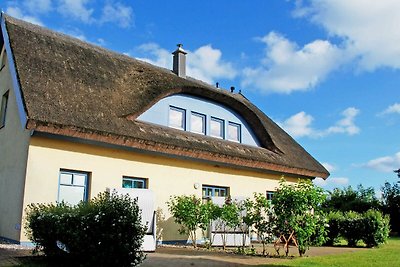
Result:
[3, 0, 400, 194]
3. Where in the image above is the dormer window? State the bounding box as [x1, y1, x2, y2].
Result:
[139, 94, 260, 146]
[210, 117, 224, 139]
[190, 112, 206, 135]
[169, 106, 186, 130]
[228, 122, 241, 142]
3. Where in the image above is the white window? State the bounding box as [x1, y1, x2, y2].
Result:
[210, 117, 224, 139]
[58, 170, 89, 205]
[0, 91, 9, 129]
[202, 185, 229, 198]
[122, 177, 147, 189]
[266, 191, 274, 201]
[228, 122, 241, 142]
[169, 106, 186, 130]
[190, 112, 206, 135]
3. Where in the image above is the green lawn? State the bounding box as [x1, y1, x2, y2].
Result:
[269, 237, 400, 267]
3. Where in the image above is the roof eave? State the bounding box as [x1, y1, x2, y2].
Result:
[26, 119, 329, 179]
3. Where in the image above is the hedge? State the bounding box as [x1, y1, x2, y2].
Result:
[25, 191, 146, 267]
[326, 209, 390, 247]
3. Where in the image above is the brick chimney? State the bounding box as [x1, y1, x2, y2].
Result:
[172, 44, 187, 78]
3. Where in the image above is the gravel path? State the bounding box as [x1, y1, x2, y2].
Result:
[0, 243, 32, 267]
[0, 242, 365, 267]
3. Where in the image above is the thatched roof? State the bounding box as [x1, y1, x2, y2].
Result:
[2, 14, 329, 179]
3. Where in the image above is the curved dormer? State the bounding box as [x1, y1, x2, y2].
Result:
[137, 93, 260, 146]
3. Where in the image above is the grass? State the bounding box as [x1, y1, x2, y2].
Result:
[269, 237, 400, 267]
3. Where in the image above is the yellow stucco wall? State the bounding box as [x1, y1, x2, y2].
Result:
[21, 136, 298, 243]
[0, 46, 31, 241]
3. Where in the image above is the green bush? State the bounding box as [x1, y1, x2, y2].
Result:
[381, 182, 400, 234]
[340, 211, 364, 247]
[327, 209, 390, 247]
[362, 209, 390, 247]
[25, 202, 75, 257]
[25, 191, 146, 267]
[324, 185, 381, 213]
[272, 179, 327, 256]
[325, 211, 343, 246]
[167, 195, 213, 248]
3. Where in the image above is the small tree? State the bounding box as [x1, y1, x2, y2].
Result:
[272, 179, 327, 256]
[167, 195, 210, 248]
[207, 202, 222, 247]
[219, 198, 240, 250]
[246, 193, 275, 256]
[381, 182, 400, 234]
[236, 198, 253, 251]
[324, 185, 381, 213]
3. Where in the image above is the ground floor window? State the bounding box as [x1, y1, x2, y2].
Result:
[266, 190, 275, 202]
[122, 176, 147, 189]
[202, 185, 229, 199]
[58, 170, 89, 205]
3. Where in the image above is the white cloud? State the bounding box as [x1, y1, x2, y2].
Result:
[241, 32, 345, 93]
[322, 162, 336, 173]
[135, 43, 172, 69]
[325, 107, 360, 135]
[379, 103, 400, 115]
[135, 43, 236, 84]
[6, 0, 133, 28]
[57, 0, 94, 24]
[279, 107, 360, 138]
[23, 0, 52, 14]
[362, 152, 400, 173]
[313, 177, 349, 187]
[100, 2, 133, 28]
[279, 111, 314, 138]
[5, 6, 44, 26]
[187, 45, 237, 83]
[294, 0, 400, 71]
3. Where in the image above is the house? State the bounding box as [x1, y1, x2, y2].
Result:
[0, 14, 329, 245]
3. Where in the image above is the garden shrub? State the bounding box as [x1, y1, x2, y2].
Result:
[323, 185, 381, 213]
[25, 191, 146, 267]
[340, 211, 364, 247]
[272, 179, 327, 256]
[167, 195, 213, 248]
[25, 202, 75, 257]
[325, 211, 343, 246]
[381, 182, 400, 234]
[327, 209, 390, 247]
[361, 209, 390, 247]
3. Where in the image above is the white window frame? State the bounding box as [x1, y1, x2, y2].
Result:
[190, 112, 206, 135]
[168, 106, 186, 130]
[266, 191, 275, 202]
[122, 176, 148, 189]
[202, 184, 229, 198]
[0, 91, 9, 129]
[210, 117, 224, 139]
[227, 121, 241, 143]
[58, 170, 89, 205]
